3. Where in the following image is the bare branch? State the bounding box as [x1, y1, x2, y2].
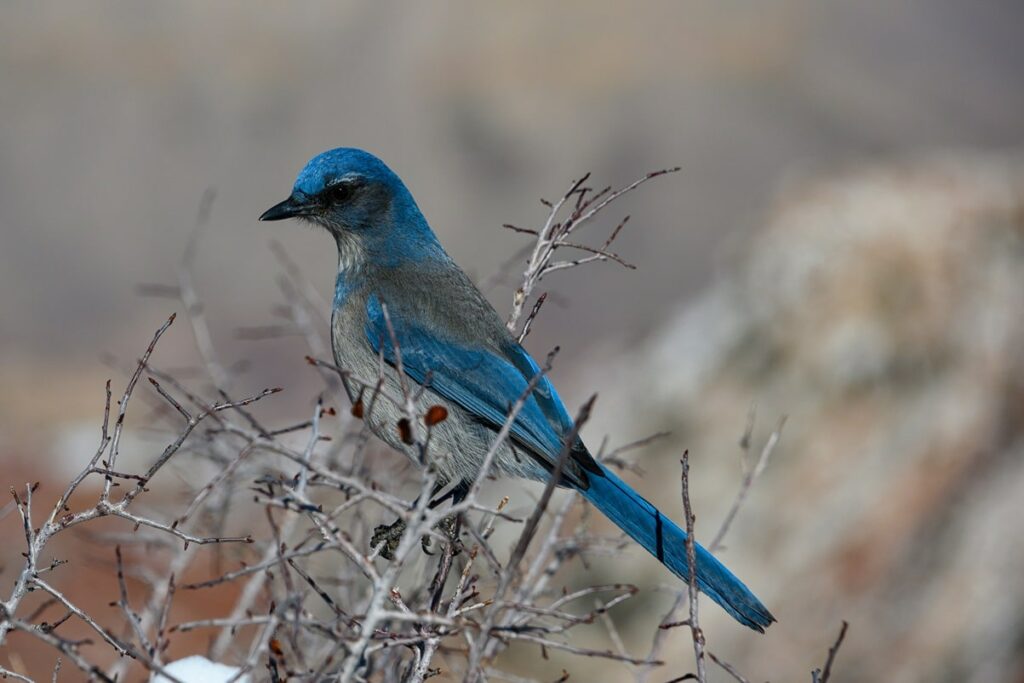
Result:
[812, 621, 849, 683]
[505, 168, 679, 336]
[710, 416, 785, 552]
[680, 451, 707, 683]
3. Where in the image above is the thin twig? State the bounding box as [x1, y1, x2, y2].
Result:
[680, 451, 707, 683]
[812, 621, 849, 683]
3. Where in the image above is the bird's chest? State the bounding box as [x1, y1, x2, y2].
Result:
[330, 293, 382, 397]
[329, 296, 411, 448]
[330, 289, 462, 476]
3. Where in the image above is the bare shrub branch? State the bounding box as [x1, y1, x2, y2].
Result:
[0, 170, 835, 683]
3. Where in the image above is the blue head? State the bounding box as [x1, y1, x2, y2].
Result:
[260, 148, 443, 266]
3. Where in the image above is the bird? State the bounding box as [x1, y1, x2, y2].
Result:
[260, 148, 774, 632]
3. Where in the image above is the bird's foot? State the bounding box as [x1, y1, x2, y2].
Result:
[371, 514, 463, 560]
[371, 519, 406, 560]
[422, 513, 464, 557]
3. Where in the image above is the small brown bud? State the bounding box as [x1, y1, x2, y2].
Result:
[397, 418, 414, 445]
[424, 405, 448, 427]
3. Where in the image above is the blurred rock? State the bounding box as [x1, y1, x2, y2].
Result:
[594, 153, 1024, 682]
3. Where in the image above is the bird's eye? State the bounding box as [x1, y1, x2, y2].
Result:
[324, 181, 357, 204]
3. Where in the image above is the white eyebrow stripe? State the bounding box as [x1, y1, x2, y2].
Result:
[321, 173, 364, 193]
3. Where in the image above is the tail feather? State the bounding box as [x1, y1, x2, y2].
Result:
[579, 463, 774, 632]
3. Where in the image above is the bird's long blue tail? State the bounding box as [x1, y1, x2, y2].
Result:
[578, 463, 774, 631]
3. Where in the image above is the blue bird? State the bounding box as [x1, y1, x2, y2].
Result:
[260, 148, 774, 631]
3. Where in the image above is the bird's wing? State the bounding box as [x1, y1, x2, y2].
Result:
[364, 294, 596, 487]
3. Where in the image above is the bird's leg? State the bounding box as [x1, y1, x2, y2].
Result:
[370, 518, 407, 561]
[421, 480, 469, 556]
[371, 480, 469, 560]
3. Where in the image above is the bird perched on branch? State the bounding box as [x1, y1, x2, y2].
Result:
[260, 148, 774, 631]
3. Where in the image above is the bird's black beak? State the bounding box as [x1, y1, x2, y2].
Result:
[259, 195, 312, 222]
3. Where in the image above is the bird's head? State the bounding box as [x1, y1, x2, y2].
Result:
[260, 148, 441, 266]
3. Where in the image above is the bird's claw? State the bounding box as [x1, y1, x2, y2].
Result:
[370, 514, 463, 560]
[371, 519, 406, 560]
[423, 514, 464, 556]
[437, 513, 464, 556]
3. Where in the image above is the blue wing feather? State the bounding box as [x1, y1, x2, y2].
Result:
[365, 295, 571, 464]
[502, 344, 576, 436]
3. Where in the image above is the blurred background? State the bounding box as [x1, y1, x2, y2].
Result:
[2, 2, 1023, 681]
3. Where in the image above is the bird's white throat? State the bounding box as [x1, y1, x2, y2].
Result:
[335, 230, 366, 274]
